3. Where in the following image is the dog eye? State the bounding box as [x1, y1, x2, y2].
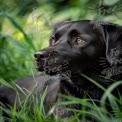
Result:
[75, 37, 85, 45]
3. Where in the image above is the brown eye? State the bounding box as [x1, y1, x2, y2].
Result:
[75, 37, 85, 45]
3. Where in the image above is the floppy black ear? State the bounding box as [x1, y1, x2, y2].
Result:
[103, 24, 122, 66]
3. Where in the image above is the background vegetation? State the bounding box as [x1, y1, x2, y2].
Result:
[0, 0, 122, 81]
[0, 0, 122, 122]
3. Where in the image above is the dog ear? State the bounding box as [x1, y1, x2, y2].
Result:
[102, 24, 122, 66]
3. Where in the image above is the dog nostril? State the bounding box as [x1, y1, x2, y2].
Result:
[34, 51, 46, 59]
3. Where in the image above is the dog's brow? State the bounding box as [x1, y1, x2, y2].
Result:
[55, 24, 73, 36]
[54, 30, 64, 38]
[68, 29, 80, 37]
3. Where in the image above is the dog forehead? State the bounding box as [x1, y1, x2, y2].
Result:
[54, 23, 72, 33]
[70, 22, 94, 32]
[56, 21, 93, 34]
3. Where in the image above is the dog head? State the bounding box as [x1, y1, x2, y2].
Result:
[34, 20, 122, 77]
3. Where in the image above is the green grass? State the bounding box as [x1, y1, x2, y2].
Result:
[0, 75, 122, 122]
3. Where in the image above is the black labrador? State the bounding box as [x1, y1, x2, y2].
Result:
[0, 20, 122, 118]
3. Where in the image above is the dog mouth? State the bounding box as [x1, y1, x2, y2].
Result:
[35, 55, 45, 71]
[35, 55, 70, 75]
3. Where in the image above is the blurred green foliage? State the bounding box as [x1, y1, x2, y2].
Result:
[0, 0, 122, 81]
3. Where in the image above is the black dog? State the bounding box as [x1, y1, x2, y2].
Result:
[0, 20, 122, 118]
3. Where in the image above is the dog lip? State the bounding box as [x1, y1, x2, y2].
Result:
[35, 59, 45, 71]
[36, 66, 44, 71]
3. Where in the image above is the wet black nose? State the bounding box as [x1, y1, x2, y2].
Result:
[34, 51, 47, 59]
